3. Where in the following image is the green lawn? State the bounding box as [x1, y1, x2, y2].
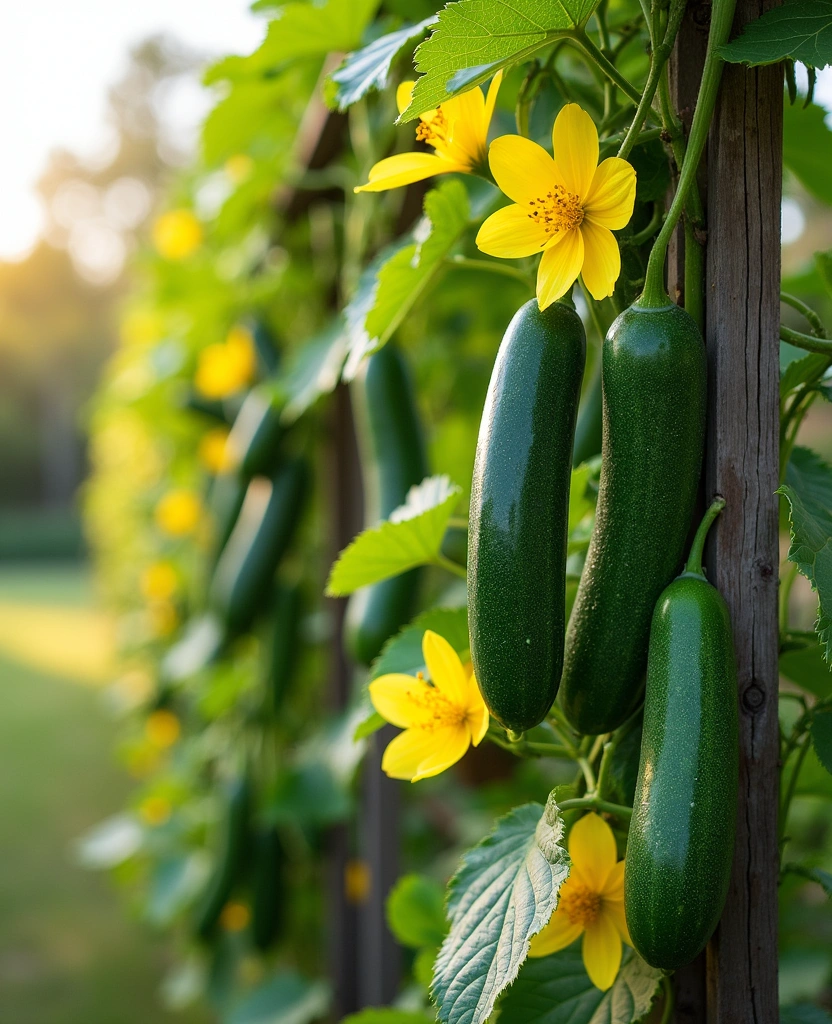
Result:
[0, 563, 210, 1024]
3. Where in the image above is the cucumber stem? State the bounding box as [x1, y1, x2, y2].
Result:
[780, 323, 832, 355]
[684, 497, 726, 578]
[638, 0, 738, 307]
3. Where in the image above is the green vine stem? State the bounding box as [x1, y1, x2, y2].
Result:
[446, 256, 534, 288]
[780, 737, 812, 846]
[781, 292, 827, 338]
[780, 561, 799, 632]
[558, 795, 633, 819]
[780, 323, 832, 355]
[639, 0, 738, 307]
[659, 977, 675, 1024]
[627, 203, 664, 246]
[433, 553, 467, 580]
[684, 496, 726, 578]
[568, 30, 646, 109]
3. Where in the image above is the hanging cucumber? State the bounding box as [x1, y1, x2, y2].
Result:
[267, 582, 302, 715]
[211, 458, 308, 635]
[193, 776, 251, 942]
[561, 302, 706, 734]
[207, 472, 248, 571]
[251, 319, 280, 376]
[346, 344, 427, 666]
[468, 299, 585, 734]
[250, 825, 286, 951]
[226, 385, 283, 478]
[625, 499, 738, 970]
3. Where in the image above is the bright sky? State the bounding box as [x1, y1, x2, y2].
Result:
[0, 1, 264, 261]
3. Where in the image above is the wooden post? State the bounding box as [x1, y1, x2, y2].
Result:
[703, 0, 782, 1020]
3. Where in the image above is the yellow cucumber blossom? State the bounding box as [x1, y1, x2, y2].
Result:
[529, 812, 631, 991]
[355, 73, 503, 193]
[369, 630, 489, 781]
[476, 104, 636, 309]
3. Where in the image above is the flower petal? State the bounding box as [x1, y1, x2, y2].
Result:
[488, 135, 560, 206]
[580, 220, 621, 301]
[603, 897, 632, 946]
[476, 203, 550, 258]
[582, 914, 622, 991]
[528, 907, 583, 958]
[355, 152, 461, 192]
[568, 813, 617, 892]
[536, 229, 584, 309]
[552, 104, 598, 200]
[382, 727, 440, 780]
[411, 724, 471, 781]
[422, 630, 469, 705]
[483, 70, 503, 134]
[584, 157, 637, 229]
[397, 81, 417, 116]
[466, 671, 490, 746]
[442, 86, 487, 164]
[369, 673, 431, 728]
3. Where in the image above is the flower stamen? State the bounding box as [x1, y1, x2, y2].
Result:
[415, 109, 450, 148]
[559, 881, 602, 928]
[404, 684, 467, 732]
[527, 185, 584, 243]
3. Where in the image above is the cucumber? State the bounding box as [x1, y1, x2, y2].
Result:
[211, 458, 308, 635]
[250, 826, 285, 951]
[267, 582, 302, 714]
[625, 499, 738, 970]
[468, 299, 585, 733]
[251, 319, 280, 376]
[561, 303, 706, 735]
[346, 344, 427, 666]
[226, 386, 283, 478]
[193, 776, 251, 941]
[207, 472, 247, 570]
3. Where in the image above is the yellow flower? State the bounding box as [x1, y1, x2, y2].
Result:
[155, 489, 202, 537]
[529, 813, 630, 991]
[225, 154, 254, 184]
[140, 561, 178, 601]
[355, 73, 503, 193]
[194, 325, 257, 399]
[152, 209, 202, 260]
[198, 427, 233, 474]
[220, 901, 251, 932]
[139, 795, 172, 826]
[145, 709, 181, 749]
[369, 630, 489, 781]
[476, 105, 636, 309]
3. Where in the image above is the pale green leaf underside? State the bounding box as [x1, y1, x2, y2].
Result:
[499, 945, 662, 1024]
[778, 446, 832, 662]
[401, 0, 599, 122]
[432, 796, 571, 1024]
[719, 0, 832, 67]
[326, 476, 461, 595]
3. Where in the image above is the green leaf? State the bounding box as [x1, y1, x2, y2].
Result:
[246, 0, 381, 62]
[784, 862, 832, 896]
[719, 0, 832, 68]
[279, 321, 347, 425]
[327, 476, 462, 595]
[371, 606, 470, 680]
[499, 945, 662, 1024]
[816, 248, 832, 295]
[778, 446, 832, 661]
[225, 972, 329, 1024]
[432, 795, 571, 1024]
[568, 463, 594, 533]
[387, 874, 448, 948]
[780, 641, 832, 696]
[342, 1012, 435, 1024]
[781, 352, 830, 398]
[401, 0, 600, 121]
[781, 1006, 832, 1024]
[811, 707, 832, 775]
[328, 18, 438, 110]
[344, 181, 470, 379]
[629, 139, 671, 203]
[353, 710, 387, 741]
[784, 102, 832, 206]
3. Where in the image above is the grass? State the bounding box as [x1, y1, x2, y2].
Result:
[0, 562, 210, 1024]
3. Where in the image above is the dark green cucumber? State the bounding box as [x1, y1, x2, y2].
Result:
[208, 472, 248, 571]
[251, 319, 280, 376]
[250, 826, 285, 951]
[193, 776, 251, 941]
[561, 302, 706, 735]
[346, 344, 427, 666]
[211, 458, 308, 635]
[267, 582, 302, 714]
[468, 299, 585, 733]
[226, 385, 283, 478]
[625, 499, 738, 970]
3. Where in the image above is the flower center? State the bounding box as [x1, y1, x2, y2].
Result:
[416, 108, 450, 148]
[527, 185, 584, 240]
[559, 881, 602, 928]
[406, 677, 467, 732]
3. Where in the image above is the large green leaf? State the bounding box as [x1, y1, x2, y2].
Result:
[246, 0, 381, 63]
[781, 352, 830, 398]
[781, 1006, 832, 1024]
[784, 102, 832, 206]
[344, 180, 470, 379]
[811, 707, 832, 775]
[387, 874, 448, 948]
[499, 945, 662, 1024]
[784, 862, 832, 897]
[326, 476, 462, 595]
[371, 605, 470, 680]
[719, 0, 832, 67]
[225, 972, 329, 1024]
[401, 0, 600, 121]
[778, 446, 832, 661]
[279, 321, 347, 425]
[342, 1012, 435, 1024]
[327, 18, 438, 110]
[780, 641, 832, 696]
[432, 795, 571, 1024]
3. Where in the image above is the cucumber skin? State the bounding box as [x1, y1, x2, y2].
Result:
[625, 575, 738, 970]
[468, 299, 585, 733]
[250, 826, 285, 951]
[347, 345, 427, 666]
[228, 387, 283, 478]
[193, 776, 251, 941]
[268, 583, 302, 714]
[561, 303, 706, 735]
